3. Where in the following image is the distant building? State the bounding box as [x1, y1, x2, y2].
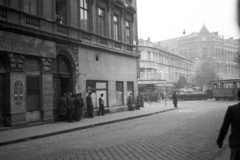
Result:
[138, 38, 194, 92]
[159, 24, 240, 80]
[0, 0, 138, 127]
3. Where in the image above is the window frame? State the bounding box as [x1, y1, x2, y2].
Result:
[113, 14, 120, 41]
[80, 0, 90, 31]
[23, 0, 39, 16]
[98, 7, 106, 36]
[125, 20, 131, 44]
[56, 0, 67, 24]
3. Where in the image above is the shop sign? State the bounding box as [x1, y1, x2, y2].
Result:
[14, 80, 23, 105]
[0, 31, 56, 58]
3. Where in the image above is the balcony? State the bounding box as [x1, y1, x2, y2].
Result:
[21, 13, 40, 28]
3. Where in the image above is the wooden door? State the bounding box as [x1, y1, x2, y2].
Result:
[53, 79, 60, 119]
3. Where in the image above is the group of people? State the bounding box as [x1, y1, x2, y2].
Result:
[59, 92, 84, 123]
[127, 92, 144, 110]
[59, 92, 105, 122]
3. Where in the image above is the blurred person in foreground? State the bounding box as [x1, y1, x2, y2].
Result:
[216, 90, 240, 160]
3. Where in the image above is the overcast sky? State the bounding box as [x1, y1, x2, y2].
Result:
[137, 0, 240, 42]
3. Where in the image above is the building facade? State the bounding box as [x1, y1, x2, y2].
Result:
[138, 38, 194, 92]
[0, 0, 138, 127]
[160, 24, 240, 80]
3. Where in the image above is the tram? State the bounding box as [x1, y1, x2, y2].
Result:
[207, 79, 240, 100]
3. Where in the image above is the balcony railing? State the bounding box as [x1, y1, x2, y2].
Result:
[21, 14, 40, 27]
[57, 23, 69, 35]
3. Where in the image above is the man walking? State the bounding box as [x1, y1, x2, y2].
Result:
[172, 91, 178, 108]
[98, 93, 105, 116]
[86, 92, 94, 118]
[216, 90, 240, 160]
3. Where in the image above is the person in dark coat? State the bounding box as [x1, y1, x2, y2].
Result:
[128, 93, 133, 111]
[216, 90, 240, 160]
[86, 92, 94, 118]
[172, 91, 178, 108]
[59, 93, 67, 121]
[98, 93, 105, 116]
[74, 93, 84, 121]
[136, 92, 141, 110]
[141, 93, 144, 108]
[67, 92, 74, 122]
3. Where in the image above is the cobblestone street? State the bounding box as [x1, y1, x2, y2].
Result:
[0, 100, 236, 160]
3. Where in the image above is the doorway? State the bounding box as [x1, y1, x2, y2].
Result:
[51, 54, 73, 120]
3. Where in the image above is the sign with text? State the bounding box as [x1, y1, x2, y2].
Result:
[0, 31, 56, 58]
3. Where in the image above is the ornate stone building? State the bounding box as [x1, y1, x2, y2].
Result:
[159, 24, 239, 80]
[0, 0, 138, 127]
[138, 38, 194, 92]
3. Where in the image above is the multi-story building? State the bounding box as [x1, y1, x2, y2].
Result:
[0, 0, 138, 127]
[138, 38, 194, 92]
[159, 24, 239, 80]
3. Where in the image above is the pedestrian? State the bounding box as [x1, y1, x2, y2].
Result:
[172, 91, 178, 108]
[137, 92, 141, 110]
[59, 93, 67, 121]
[140, 92, 144, 108]
[128, 93, 133, 111]
[74, 93, 84, 121]
[86, 92, 94, 118]
[98, 93, 105, 116]
[161, 92, 164, 100]
[216, 90, 240, 160]
[66, 92, 74, 122]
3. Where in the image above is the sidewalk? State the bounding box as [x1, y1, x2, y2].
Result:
[0, 101, 176, 146]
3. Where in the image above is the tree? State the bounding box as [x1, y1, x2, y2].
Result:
[194, 60, 218, 85]
[173, 75, 188, 89]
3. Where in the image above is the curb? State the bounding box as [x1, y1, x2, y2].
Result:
[0, 108, 176, 146]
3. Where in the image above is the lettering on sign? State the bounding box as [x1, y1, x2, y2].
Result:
[14, 80, 23, 105]
[0, 31, 56, 58]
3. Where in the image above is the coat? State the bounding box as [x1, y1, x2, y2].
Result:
[67, 96, 74, 110]
[172, 93, 178, 104]
[59, 96, 67, 116]
[86, 95, 93, 113]
[217, 102, 240, 149]
[74, 97, 83, 117]
[137, 95, 141, 106]
[128, 96, 133, 108]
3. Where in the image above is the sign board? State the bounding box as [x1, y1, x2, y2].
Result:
[0, 31, 56, 58]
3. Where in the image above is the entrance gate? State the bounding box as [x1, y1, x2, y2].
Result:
[51, 54, 73, 120]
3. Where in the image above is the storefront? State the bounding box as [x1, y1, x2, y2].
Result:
[0, 30, 78, 127]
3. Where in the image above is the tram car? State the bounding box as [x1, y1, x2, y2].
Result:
[207, 79, 240, 100]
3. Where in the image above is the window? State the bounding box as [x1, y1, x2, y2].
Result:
[23, 0, 38, 16]
[113, 15, 119, 41]
[98, 8, 106, 36]
[126, 21, 131, 44]
[80, 0, 89, 31]
[56, 0, 67, 24]
[87, 81, 108, 108]
[116, 82, 123, 105]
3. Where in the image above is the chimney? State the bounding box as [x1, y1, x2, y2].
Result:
[148, 37, 150, 42]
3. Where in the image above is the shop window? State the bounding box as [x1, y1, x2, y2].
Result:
[116, 81, 123, 105]
[127, 82, 134, 102]
[98, 7, 106, 36]
[56, 0, 67, 24]
[80, 0, 89, 31]
[87, 81, 107, 108]
[23, 0, 38, 16]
